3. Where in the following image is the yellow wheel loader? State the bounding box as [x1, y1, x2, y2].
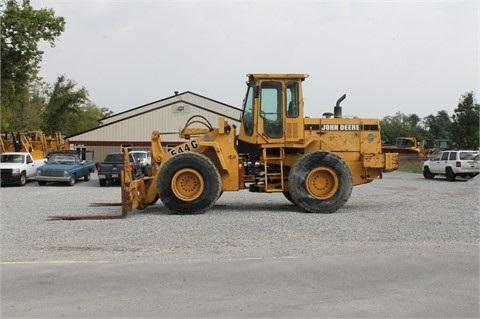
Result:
[52, 74, 398, 219]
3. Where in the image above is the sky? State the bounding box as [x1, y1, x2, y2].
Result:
[32, 0, 478, 120]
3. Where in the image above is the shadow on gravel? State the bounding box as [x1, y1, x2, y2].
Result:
[212, 202, 301, 214]
[133, 202, 303, 216]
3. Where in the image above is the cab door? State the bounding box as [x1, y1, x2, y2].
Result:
[25, 154, 37, 178]
[284, 80, 303, 143]
[258, 80, 284, 143]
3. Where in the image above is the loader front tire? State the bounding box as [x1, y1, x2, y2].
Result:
[282, 191, 295, 205]
[158, 152, 221, 214]
[288, 151, 353, 214]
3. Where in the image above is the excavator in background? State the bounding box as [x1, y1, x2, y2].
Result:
[51, 74, 399, 220]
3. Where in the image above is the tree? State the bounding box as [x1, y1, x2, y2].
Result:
[42, 75, 88, 135]
[422, 110, 451, 140]
[41, 75, 112, 136]
[380, 111, 425, 143]
[450, 92, 479, 149]
[1, 0, 65, 131]
[63, 102, 113, 136]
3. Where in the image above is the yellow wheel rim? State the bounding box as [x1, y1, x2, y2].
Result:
[171, 168, 204, 201]
[306, 167, 339, 200]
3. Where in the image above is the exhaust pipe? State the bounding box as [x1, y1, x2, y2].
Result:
[334, 94, 346, 118]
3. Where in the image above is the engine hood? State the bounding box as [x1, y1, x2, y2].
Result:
[0, 163, 23, 170]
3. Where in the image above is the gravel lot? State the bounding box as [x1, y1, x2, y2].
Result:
[1, 171, 478, 263]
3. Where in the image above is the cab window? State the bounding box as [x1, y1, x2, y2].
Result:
[242, 85, 255, 136]
[286, 81, 299, 117]
[260, 81, 283, 138]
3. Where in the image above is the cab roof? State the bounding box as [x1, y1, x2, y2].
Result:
[247, 74, 308, 80]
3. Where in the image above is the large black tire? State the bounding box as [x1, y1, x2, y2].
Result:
[423, 167, 435, 179]
[158, 152, 221, 214]
[149, 194, 159, 205]
[288, 151, 353, 214]
[446, 167, 456, 181]
[99, 179, 107, 186]
[282, 191, 295, 205]
[84, 172, 91, 181]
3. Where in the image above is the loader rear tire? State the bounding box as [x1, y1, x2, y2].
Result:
[158, 152, 221, 214]
[288, 151, 353, 214]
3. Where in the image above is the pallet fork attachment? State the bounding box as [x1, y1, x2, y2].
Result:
[48, 148, 136, 220]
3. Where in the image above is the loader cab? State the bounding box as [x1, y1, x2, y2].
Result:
[238, 74, 306, 150]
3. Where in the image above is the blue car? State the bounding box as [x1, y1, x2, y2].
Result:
[36, 153, 95, 186]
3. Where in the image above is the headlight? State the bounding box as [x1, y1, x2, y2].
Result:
[36, 170, 42, 176]
[63, 171, 69, 177]
[12, 168, 20, 175]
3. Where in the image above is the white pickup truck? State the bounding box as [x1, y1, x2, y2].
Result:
[0, 152, 46, 186]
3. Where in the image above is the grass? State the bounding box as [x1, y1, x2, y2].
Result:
[398, 160, 423, 173]
[396, 160, 477, 181]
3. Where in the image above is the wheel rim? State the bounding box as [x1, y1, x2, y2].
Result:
[305, 167, 339, 200]
[171, 168, 204, 201]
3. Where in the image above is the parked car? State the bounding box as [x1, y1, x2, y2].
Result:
[98, 152, 142, 186]
[130, 150, 151, 174]
[422, 150, 480, 181]
[130, 150, 151, 167]
[36, 153, 95, 186]
[0, 152, 46, 186]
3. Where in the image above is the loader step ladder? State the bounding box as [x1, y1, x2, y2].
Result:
[262, 147, 285, 192]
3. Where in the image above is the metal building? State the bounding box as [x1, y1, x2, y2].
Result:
[67, 91, 242, 163]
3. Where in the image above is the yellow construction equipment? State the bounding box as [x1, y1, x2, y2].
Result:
[382, 137, 428, 160]
[1, 131, 69, 160]
[52, 74, 398, 219]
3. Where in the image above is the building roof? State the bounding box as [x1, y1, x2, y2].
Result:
[67, 91, 242, 142]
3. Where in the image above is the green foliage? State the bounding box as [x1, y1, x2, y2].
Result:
[42, 75, 88, 135]
[422, 110, 451, 140]
[1, 0, 65, 131]
[397, 160, 423, 173]
[380, 112, 425, 143]
[41, 75, 112, 137]
[1, 1, 111, 136]
[450, 92, 479, 149]
[63, 102, 113, 136]
[380, 92, 478, 151]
